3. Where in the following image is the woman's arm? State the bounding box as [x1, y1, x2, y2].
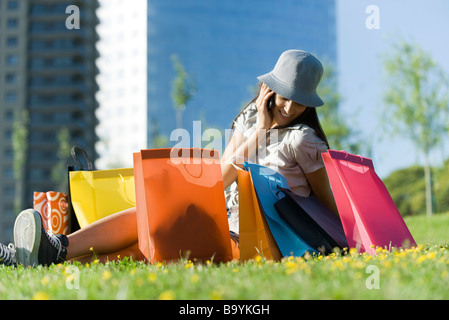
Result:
[305, 167, 339, 217]
[221, 128, 245, 189]
[221, 84, 274, 190]
[221, 127, 268, 189]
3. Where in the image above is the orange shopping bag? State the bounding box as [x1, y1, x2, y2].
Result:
[33, 191, 69, 235]
[133, 148, 233, 264]
[238, 168, 282, 262]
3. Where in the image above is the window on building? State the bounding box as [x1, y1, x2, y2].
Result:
[7, 37, 18, 47]
[5, 73, 17, 84]
[7, 19, 19, 29]
[7, 0, 19, 10]
[6, 54, 19, 66]
[4, 110, 14, 122]
[3, 166, 14, 179]
[3, 147, 14, 160]
[5, 92, 17, 103]
[4, 129, 13, 140]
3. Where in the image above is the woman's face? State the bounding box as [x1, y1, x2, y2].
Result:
[272, 94, 307, 127]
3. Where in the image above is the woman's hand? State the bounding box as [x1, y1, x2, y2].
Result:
[256, 83, 275, 130]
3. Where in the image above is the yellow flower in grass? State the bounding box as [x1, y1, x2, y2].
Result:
[191, 274, 199, 283]
[102, 271, 112, 280]
[351, 260, 366, 270]
[285, 261, 298, 275]
[148, 273, 157, 282]
[209, 290, 223, 300]
[349, 248, 359, 256]
[426, 251, 436, 260]
[40, 275, 50, 286]
[382, 260, 392, 268]
[325, 253, 336, 261]
[377, 253, 388, 261]
[32, 291, 51, 300]
[334, 260, 344, 271]
[158, 290, 176, 300]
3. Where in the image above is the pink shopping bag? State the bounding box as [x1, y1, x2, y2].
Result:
[322, 150, 416, 254]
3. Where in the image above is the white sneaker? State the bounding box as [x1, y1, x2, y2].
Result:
[14, 209, 42, 267]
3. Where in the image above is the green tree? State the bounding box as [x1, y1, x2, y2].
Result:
[51, 127, 72, 192]
[148, 118, 169, 148]
[434, 159, 449, 214]
[383, 165, 425, 216]
[12, 110, 29, 213]
[382, 40, 449, 216]
[171, 54, 196, 129]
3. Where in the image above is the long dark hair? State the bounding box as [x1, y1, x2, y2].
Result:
[231, 83, 330, 149]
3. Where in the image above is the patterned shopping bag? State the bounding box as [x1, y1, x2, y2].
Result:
[33, 191, 69, 235]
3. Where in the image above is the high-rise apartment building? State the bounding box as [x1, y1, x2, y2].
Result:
[0, 0, 99, 242]
[147, 0, 337, 147]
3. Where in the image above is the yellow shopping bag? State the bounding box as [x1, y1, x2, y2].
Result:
[69, 168, 136, 228]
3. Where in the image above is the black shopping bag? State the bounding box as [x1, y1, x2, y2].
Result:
[67, 146, 94, 233]
[274, 187, 347, 255]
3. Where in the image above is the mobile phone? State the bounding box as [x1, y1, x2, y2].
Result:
[267, 93, 276, 111]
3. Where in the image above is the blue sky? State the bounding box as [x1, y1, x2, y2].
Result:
[336, 0, 449, 178]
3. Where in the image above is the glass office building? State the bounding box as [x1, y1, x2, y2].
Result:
[147, 0, 337, 147]
[0, 0, 99, 241]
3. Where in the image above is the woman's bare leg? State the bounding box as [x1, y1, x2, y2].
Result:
[70, 242, 144, 264]
[66, 207, 138, 260]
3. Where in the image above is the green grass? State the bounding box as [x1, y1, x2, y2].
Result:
[404, 212, 449, 245]
[1, 213, 448, 300]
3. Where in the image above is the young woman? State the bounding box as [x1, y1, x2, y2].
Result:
[223, 50, 338, 235]
[1, 50, 337, 267]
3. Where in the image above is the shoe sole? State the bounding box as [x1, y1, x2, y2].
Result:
[14, 209, 42, 267]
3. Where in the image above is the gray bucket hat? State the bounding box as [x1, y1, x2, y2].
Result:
[257, 50, 324, 107]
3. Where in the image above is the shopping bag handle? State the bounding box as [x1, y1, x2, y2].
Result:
[267, 175, 284, 200]
[71, 146, 93, 171]
[327, 150, 373, 168]
[168, 148, 216, 186]
[183, 161, 203, 178]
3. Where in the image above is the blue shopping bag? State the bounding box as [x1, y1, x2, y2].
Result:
[243, 162, 317, 257]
